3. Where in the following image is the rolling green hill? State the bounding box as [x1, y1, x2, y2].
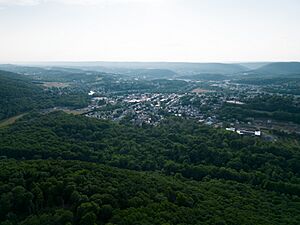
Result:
[0, 70, 89, 121]
[0, 70, 45, 120]
[254, 62, 300, 75]
[1, 112, 299, 195]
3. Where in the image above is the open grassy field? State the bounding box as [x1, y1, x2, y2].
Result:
[191, 88, 213, 93]
[62, 109, 89, 115]
[42, 82, 70, 88]
[0, 113, 27, 128]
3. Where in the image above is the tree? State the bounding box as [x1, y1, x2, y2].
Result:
[11, 186, 33, 214]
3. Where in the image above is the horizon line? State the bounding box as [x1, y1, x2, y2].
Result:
[1, 60, 300, 65]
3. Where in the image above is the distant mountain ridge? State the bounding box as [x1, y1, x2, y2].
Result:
[16, 62, 249, 75]
[237, 62, 270, 70]
[254, 62, 300, 75]
[2, 61, 300, 79]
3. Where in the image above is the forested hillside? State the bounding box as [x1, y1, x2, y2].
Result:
[0, 159, 299, 225]
[254, 62, 300, 75]
[0, 70, 89, 121]
[219, 94, 300, 124]
[1, 112, 299, 197]
[0, 70, 45, 120]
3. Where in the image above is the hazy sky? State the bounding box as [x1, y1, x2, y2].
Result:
[0, 0, 300, 62]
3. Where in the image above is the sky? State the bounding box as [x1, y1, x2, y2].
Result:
[0, 0, 300, 62]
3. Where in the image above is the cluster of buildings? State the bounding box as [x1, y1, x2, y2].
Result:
[85, 92, 213, 126]
[83, 80, 266, 135]
[84, 87, 248, 128]
[226, 127, 261, 136]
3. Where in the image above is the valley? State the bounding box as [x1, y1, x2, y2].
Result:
[0, 62, 300, 225]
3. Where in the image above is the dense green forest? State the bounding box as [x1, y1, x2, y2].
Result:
[0, 159, 299, 225]
[220, 94, 300, 124]
[1, 112, 299, 197]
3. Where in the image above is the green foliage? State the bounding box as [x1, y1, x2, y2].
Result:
[0, 159, 299, 225]
[220, 94, 300, 124]
[0, 112, 299, 197]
